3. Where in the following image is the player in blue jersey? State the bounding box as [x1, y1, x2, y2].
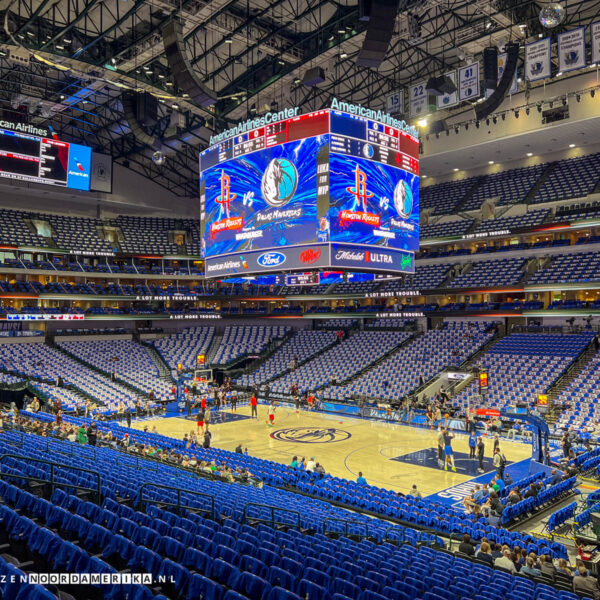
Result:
[443, 428, 456, 472]
[317, 216, 329, 242]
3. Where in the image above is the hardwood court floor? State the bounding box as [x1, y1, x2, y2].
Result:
[137, 405, 532, 496]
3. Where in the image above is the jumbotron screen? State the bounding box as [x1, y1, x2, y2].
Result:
[0, 127, 92, 191]
[200, 109, 419, 277]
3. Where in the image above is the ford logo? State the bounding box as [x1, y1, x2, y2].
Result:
[257, 251, 286, 267]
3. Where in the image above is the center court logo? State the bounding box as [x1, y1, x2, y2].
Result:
[270, 427, 351, 443]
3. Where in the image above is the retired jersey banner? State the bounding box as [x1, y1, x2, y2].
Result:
[437, 71, 458, 109]
[558, 27, 586, 73]
[591, 22, 600, 65]
[458, 63, 480, 101]
[497, 53, 518, 95]
[525, 38, 551, 81]
[409, 81, 428, 118]
[386, 91, 404, 116]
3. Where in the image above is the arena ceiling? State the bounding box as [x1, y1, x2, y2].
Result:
[0, 0, 599, 197]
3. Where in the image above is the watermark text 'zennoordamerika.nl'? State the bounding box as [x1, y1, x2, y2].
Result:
[3, 573, 170, 585]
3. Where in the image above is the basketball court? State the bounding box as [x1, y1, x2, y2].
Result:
[135, 405, 533, 497]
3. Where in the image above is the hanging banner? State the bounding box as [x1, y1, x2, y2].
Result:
[497, 53, 519, 95]
[386, 90, 404, 115]
[525, 38, 552, 81]
[458, 63, 480, 102]
[409, 81, 428, 118]
[437, 71, 458, 109]
[558, 27, 586, 73]
[591, 22, 600, 65]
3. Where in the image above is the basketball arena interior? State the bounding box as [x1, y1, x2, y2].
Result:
[3, 0, 600, 599]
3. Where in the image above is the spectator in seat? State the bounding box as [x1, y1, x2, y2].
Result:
[573, 568, 600, 599]
[305, 457, 316, 472]
[476, 541, 494, 566]
[549, 468, 563, 485]
[410, 484, 422, 498]
[491, 543, 503, 560]
[506, 488, 522, 505]
[458, 533, 476, 556]
[495, 549, 517, 573]
[521, 557, 542, 577]
[540, 554, 557, 578]
[485, 490, 504, 516]
[473, 484, 484, 502]
[557, 558, 573, 577]
[356, 471, 367, 485]
[524, 483, 539, 498]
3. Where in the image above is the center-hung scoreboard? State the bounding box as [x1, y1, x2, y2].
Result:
[200, 108, 420, 277]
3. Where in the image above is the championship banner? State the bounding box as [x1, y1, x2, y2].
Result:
[497, 53, 518, 95]
[437, 71, 458, 109]
[525, 38, 552, 81]
[409, 81, 428, 118]
[458, 63, 480, 102]
[558, 27, 586, 73]
[591, 22, 600, 65]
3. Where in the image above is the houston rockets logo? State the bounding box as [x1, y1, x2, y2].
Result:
[210, 170, 243, 236]
[215, 170, 237, 218]
[346, 164, 374, 211]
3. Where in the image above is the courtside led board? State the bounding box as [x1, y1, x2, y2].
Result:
[200, 109, 419, 276]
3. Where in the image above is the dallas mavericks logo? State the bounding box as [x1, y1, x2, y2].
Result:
[261, 158, 298, 208]
[346, 164, 374, 211]
[394, 180, 413, 219]
[270, 427, 352, 443]
[216, 170, 237, 218]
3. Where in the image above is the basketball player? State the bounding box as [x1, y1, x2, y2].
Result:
[443, 428, 456, 472]
[197, 408, 205, 435]
[204, 405, 211, 432]
[250, 393, 258, 418]
[437, 430, 445, 469]
[266, 402, 276, 427]
[231, 391, 237, 412]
